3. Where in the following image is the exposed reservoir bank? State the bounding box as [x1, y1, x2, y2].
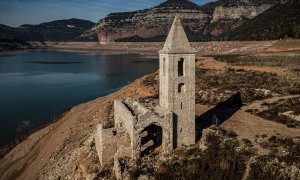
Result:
[0, 50, 158, 146]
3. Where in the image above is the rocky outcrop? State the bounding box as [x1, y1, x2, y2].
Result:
[211, 4, 273, 23]
[222, 0, 300, 40]
[208, 4, 273, 37]
[85, 0, 210, 44]
[84, 0, 279, 43]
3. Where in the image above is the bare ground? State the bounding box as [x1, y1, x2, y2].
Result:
[24, 40, 277, 56]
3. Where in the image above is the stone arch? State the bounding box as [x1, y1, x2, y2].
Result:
[140, 124, 163, 157]
[172, 78, 192, 95]
[136, 119, 166, 135]
[178, 83, 185, 93]
[135, 118, 173, 158]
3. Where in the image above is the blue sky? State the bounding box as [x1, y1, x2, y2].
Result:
[0, 0, 214, 27]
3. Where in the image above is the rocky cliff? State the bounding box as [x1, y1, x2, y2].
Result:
[84, 0, 209, 44]
[84, 0, 279, 43]
[221, 0, 300, 40]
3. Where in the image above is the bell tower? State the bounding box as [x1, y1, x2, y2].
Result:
[159, 15, 195, 147]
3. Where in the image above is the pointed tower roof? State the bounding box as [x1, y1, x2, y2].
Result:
[159, 15, 194, 54]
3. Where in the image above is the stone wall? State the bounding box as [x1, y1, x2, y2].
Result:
[119, 99, 174, 158]
[95, 124, 132, 166]
[159, 53, 196, 147]
[95, 99, 174, 171]
[136, 107, 174, 153]
[95, 124, 118, 165]
[114, 100, 136, 142]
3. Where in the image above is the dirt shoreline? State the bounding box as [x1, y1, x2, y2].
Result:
[0, 46, 158, 57]
[0, 109, 68, 159]
[2, 40, 291, 56]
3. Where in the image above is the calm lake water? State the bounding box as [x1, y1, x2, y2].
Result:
[0, 50, 158, 146]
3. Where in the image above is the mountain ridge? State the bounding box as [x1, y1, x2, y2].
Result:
[2, 0, 296, 44]
[84, 0, 280, 43]
[0, 18, 96, 42]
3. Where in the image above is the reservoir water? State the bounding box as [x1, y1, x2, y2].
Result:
[0, 50, 158, 146]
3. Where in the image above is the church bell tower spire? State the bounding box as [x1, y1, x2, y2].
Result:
[159, 15, 195, 147]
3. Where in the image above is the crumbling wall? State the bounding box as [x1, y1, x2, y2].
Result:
[116, 128, 131, 150]
[95, 124, 118, 165]
[114, 100, 136, 141]
[96, 99, 174, 170]
[95, 124, 132, 166]
[131, 101, 149, 118]
[135, 107, 174, 156]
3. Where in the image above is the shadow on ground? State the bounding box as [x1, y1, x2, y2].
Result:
[196, 92, 243, 142]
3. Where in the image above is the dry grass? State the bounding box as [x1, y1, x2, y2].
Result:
[268, 39, 300, 52]
[246, 97, 300, 128]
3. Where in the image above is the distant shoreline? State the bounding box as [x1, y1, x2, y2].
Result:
[0, 42, 160, 57]
[1, 40, 288, 57]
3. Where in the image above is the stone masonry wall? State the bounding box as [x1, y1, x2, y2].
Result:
[95, 124, 118, 165]
[159, 53, 196, 146]
[114, 100, 136, 142]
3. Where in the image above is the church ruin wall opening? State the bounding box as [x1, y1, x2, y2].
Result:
[178, 58, 184, 76]
[163, 58, 166, 76]
[140, 124, 163, 157]
[178, 83, 185, 93]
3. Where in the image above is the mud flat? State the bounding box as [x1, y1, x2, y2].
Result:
[43, 41, 276, 56]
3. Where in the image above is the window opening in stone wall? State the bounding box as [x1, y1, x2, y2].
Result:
[178, 83, 185, 93]
[181, 102, 183, 110]
[163, 58, 166, 76]
[140, 124, 163, 157]
[178, 58, 184, 76]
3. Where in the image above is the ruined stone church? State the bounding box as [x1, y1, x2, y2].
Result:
[95, 15, 195, 177]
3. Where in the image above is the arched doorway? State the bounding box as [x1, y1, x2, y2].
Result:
[140, 124, 163, 157]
